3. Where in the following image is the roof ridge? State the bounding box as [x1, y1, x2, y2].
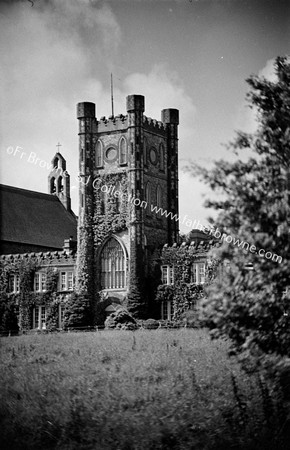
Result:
[0, 184, 59, 200]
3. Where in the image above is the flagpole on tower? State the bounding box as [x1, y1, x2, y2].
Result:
[111, 73, 114, 117]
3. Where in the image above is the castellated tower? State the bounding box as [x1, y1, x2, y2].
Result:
[76, 95, 179, 322]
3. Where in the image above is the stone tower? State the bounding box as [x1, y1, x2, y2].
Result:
[48, 152, 71, 211]
[75, 95, 179, 320]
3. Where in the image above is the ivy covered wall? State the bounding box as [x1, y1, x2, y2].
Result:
[156, 241, 221, 320]
[0, 251, 76, 332]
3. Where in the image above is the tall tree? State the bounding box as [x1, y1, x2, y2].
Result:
[194, 56, 290, 356]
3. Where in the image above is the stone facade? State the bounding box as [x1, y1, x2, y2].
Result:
[75, 95, 179, 319]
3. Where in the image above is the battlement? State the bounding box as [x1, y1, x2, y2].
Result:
[97, 114, 128, 133]
[0, 249, 77, 263]
[143, 115, 166, 135]
[163, 239, 220, 252]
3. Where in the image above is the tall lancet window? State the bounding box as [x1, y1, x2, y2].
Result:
[159, 144, 165, 171]
[96, 140, 103, 168]
[50, 177, 56, 193]
[100, 188, 106, 215]
[115, 181, 121, 213]
[100, 238, 126, 289]
[119, 137, 127, 165]
[58, 176, 63, 193]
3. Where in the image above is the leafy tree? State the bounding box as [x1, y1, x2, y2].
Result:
[63, 292, 92, 329]
[193, 56, 290, 357]
[0, 294, 18, 333]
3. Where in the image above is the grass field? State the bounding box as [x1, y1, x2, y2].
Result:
[0, 329, 285, 449]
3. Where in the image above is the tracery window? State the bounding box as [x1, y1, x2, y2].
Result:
[100, 238, 126, 289]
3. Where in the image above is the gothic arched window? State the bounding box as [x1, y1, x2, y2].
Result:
[115, 181, 121, 213]
[57, 176, 63, 193]
[53, 157, 59, 169]
[81, 148, 85, 163]
[96, 140, 103, 168]
[145, 182, 151, 215]
[119, 137, 127, 165]
[159, 144, 165, 171]
[100, 188, 106, 214]
[50, 177, 56, 194]
[100, 238, 126, 289]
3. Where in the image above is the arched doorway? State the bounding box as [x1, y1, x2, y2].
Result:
[100, 237, 126, 289]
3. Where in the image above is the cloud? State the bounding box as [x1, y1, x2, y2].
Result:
[0, 3, 198, 221]
[258, 58, 277, 82]
[123, 64, 197, 161]
[0, 0, 121, 205]
[178, 171, 214, 233]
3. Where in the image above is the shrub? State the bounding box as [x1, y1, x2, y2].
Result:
[104, 308, 137, 330]
[0, 295, 19, 334]
[142, 318, 160, 330]
[181, 309, 201, 328]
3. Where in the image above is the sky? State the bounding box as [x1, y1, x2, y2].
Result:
[0, 0, 289, 233]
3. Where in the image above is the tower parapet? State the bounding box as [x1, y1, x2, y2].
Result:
[126, 94, 145, 113]
[97, 114, 128, 133]
[77, 102, 96, 119]
[161, 108, 179, 125]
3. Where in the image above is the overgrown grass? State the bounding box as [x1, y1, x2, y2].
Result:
[0, 329, 286, 449]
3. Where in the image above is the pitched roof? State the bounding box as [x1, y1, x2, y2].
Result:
[0, 184, 77, 250]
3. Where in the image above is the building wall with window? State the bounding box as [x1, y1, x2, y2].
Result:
[158, 237, 220, 320]
[1, 240, 76, 330]
[0, 95, 183, 328]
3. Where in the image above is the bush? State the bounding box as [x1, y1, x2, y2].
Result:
[181, 309, 201, 328]
[105, 308, 137, 330]
[142, 318, 160, 330]
[0, 295, 19, 334]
